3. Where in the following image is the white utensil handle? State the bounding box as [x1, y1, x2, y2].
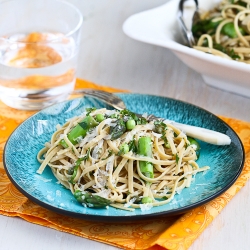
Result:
[172, 122, 231, 145]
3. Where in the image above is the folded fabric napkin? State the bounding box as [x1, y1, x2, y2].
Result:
[0, 78, 250, 250]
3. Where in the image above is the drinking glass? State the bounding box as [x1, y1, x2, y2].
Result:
[0, 0, 83, 110]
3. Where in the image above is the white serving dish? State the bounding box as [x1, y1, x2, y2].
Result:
[123, 0, 250, 98]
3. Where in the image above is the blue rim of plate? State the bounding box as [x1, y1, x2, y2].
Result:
[3, 93, 245, 222]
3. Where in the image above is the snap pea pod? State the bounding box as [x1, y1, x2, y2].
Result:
[60, 116, 98, 148]
[138, 136, 154, 179]
[74, 190, 111, 208]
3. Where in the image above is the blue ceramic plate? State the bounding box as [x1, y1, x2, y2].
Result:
[3, 94, 245, 222]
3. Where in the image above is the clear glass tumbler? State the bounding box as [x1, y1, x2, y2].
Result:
[0, 0, 82, 110]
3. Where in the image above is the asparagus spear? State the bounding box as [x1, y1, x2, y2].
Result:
[138, 136, 154, 179]
[60, 116, 98, 148]
[109, 119, 126, 140]
[138, 136, 154, 204]
[74, 190, 111, 208]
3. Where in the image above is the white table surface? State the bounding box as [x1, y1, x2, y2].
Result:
[1, 0, 250, 249]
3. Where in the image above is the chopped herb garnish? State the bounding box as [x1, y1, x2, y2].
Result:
[109, 113, 118, 119]
[161, 131, 170, 148]
[118, 143, 129, 156]
[154, 120, 167, 134]
[120, 109, 139, 121]
[68, 149, 90, 184]
[175, 153, 179, 164]
[86, 107, 96, 115]
[137, 117, 147, 125]
[128, 136, 137, 153]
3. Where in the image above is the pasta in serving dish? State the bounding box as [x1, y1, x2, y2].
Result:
[37, 108, 209, 211]
[193, 0, 250, 63]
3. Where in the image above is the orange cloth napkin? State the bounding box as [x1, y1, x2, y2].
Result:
[0, 78, 250, 250]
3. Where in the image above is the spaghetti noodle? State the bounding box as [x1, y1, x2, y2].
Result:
[37, 108, 209, 211]
[193, 0, 250, 63]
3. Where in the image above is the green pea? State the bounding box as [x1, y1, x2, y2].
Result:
[141, 197, 152, 204]
[95, 113, 105, 122]
[126, 119, 136, 130]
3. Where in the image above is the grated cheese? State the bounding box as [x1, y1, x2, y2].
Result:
[139, 203, 153, 211]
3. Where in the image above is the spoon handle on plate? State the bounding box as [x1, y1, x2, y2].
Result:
[172, 122, 231, 145]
